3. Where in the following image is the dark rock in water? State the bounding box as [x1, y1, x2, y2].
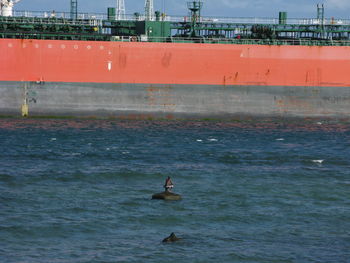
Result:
[162, 232, 181, 243]
[152, 191, 182, 201]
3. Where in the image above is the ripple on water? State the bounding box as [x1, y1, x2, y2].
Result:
[0, 118, 349, 262]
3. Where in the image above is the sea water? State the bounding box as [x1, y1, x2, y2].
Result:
[0, 118, 349, 263]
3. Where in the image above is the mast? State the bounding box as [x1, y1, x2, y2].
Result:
[70, 0, 78, 20]
[145, 0, 154, 21]
[116, 0, 125, 20]
[317, 3, 325, 39]
[187, 1, 203, 37]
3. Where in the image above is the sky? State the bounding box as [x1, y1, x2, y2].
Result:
[14, 0, 350, 19]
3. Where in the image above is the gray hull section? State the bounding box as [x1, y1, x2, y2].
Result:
[0, 81, 349, 118]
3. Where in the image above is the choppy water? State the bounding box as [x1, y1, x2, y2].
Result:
[0, 118, 349, 263]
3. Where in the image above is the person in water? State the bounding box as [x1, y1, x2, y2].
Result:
[164, 176, 174, 192]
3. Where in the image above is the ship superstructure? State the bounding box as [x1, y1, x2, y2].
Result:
[0, 0, 21, 17]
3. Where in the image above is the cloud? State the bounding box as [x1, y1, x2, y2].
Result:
[218, 0, 281, 9]
[326, 0, 350, 8]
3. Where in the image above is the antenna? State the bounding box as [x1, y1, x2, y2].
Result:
[70, 0, 78, 20]
[145, 0, 154, 21]
[116, 0, 126, 20]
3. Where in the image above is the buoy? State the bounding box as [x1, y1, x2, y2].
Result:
[152, 191, 182, 201]
[152, 176, 182, 200]
[162, 232, 181, 243]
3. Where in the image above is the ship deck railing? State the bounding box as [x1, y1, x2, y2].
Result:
[1, 15, 102, 27]
[10, 10, 350, 26]
[13, 10, 106, 21]
[112, 35, 350, 46]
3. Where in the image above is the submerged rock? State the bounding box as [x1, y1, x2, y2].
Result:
[152, 191, 182, 201]
[162, 232, 181, 243]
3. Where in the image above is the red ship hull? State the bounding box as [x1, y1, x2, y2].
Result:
[1, 38, 350, 118]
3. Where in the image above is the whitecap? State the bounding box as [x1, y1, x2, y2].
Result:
[208, 138, 218, 142]
[312, 160, 324, 164]
[61, 152, 80, 157]
[276, 138, 285, 141]
[50, 138, 57, 141]
[196, 139, 203, 142]
[316, 122, 323, 125]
